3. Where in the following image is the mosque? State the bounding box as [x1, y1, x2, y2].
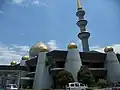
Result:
[0, 0, 120, 89]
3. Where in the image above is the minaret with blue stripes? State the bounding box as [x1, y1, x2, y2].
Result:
[76, 0, 90, 52]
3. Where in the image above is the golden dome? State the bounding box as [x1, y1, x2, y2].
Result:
[67, 42, 77, 49]
[29, 42, 49, 57]
[10, 61, 17, 65]
[104, 46, 114, 52]
[22, 56, 29, 60]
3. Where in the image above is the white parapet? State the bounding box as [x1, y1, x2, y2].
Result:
[104, 47, 120, 83]
[65, 43, 82, 81]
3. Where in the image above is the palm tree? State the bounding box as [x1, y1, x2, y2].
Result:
[55, 70, 74, 89]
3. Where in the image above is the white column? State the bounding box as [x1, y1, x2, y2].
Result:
[33, 52, 52, 90]
[6, 74, 14, 84]
[16, 72, 21, 89]
[65, 45, 82, 81]
[105, 51, 120, 83]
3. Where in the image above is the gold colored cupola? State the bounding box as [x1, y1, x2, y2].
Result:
[68, 42, 78, 49]
[104, 46, 114, 52]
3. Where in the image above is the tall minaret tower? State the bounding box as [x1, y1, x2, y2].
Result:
[76, 0, 90, 52]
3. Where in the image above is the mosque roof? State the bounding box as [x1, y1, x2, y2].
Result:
[0, 65, 28, 71]
[26, 50, 106, 66]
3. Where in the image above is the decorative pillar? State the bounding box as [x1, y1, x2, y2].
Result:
[104, 46, 120, 83]
[64, 42, 82, 81]
[33, 43, 53, 90]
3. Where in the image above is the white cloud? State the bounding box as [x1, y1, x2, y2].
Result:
[39, 2, 48, 7]
[31, 0, 40, 5]
[47, 40, 58, 51]
[47, 40, 120, 53]
[0, 40, 58, 65]
[0, 39, 120, 65]
[76, 40, 120, 53]
[12, 0, 24, 4]
[0, 11, 4, 14]
[0, 43, 29, 65]
[12, 0, 48, 7]
[90, 44, 120, 53]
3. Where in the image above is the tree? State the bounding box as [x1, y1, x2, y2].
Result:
[77, 65, 95, 87]
[55, 70, 74, 89]
[97, 79, 107, 88]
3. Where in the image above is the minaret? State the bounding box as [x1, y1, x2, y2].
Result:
[64, 42, 82, 81]
[76, 0, 90, 52]
[104, 46, 120, 83]
[32, 43, 52, 90]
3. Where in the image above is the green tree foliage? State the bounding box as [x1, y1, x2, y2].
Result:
[77, 65, 95, 87]
[97, 79, 107, 88]
[55, 70, 74, 88]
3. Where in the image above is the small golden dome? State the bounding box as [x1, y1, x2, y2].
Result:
[29, 42, 49, 57]
[104, 46, 114, 52]
[10, 61, 17, 65]
[22, 56, 29, 60]
[67, 42, 77, 49]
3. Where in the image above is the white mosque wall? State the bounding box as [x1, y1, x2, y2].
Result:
[104, 52, 120, 83]
[65, 49, 82, 81]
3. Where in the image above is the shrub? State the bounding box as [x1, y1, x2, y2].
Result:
[86, 88, 93, 90]
[97, 79, 107, 88]
[55, 70, 74, 88]
[77, 65, 95, 87]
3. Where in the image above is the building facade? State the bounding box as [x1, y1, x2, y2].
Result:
[0, 0, 120, 90]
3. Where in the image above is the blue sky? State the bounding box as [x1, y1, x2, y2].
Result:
[0, 0, 120, 64]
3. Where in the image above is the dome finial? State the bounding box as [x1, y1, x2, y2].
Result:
[22, 55, 29, 60]
[29, 42, 49, 57]
[104, 46, 114, 52]
[10, 61, 17, 66]
[67, 42, 77, 49]
[77, 0, 82, 9]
